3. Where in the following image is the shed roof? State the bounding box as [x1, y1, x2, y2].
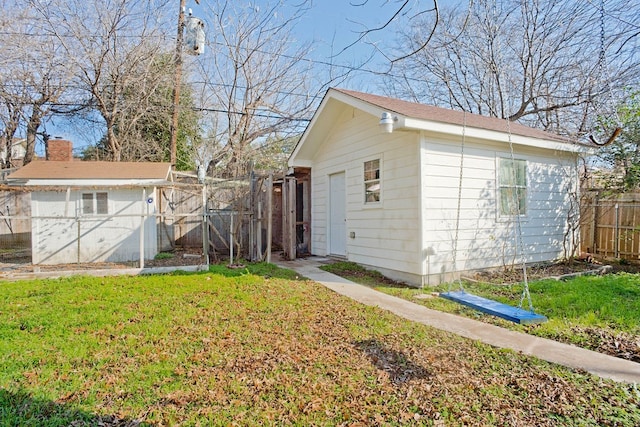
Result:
[334, 88, 572, 143]
[290, 88, 587, 167]
[7, 161, 172, 181]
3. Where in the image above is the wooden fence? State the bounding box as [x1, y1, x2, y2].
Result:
[0, 189, 31, 250]
[580, 191, 640, 260]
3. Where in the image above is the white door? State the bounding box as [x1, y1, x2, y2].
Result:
[329, 172, 346, 256]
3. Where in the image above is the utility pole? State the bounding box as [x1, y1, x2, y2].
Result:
[169, 0, 187, 170]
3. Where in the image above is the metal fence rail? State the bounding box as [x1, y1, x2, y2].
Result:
[0, 174, 277, 268]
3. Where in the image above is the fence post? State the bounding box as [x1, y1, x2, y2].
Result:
[591, 190, 603, 255]
[140, 188, 146, 269]
[202, 184, 209, 266]
[266, 174, 272, 263]
[257, 200, 262, 261]
[590, 192, 598, 253]
[249, 171, 256, 261]
[230, 212, 234, 265]
[77, 217, 81, 264]
[615, 203, 620, 259]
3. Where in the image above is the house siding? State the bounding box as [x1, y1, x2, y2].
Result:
[31, 188, 158, 264]
[291, 89, 585, 287]
[420, 135, 578, 282]
[310, 107, 422, 276]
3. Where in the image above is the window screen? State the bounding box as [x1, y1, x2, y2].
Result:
[364, 159, 380, 203]
[498, 158, 527, 216]
[82, 193, 94, 215]
[82, 192, 109, 215]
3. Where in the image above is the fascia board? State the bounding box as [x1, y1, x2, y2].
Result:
[289, 89, 389, 167]
[288, 159, 313, 168]
[402, 117, 590, 154]
[22, 179, 169, 187]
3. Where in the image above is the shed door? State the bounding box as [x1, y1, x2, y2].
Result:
[329, 172, 346, 256]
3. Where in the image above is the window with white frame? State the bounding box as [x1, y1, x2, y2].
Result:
[364, 159, 381, 203]
[498, 158, 527, 216]
[82, 192, 108, 215]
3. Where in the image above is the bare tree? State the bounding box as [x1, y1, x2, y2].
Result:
[195, 0, 316, 178]
[29, 0, 177, 161]
[22, 44, 71, 165]
[0, 2, 71, 165]
[0, 0, 23, 167]
[0, 77, 24, 167]
[338, 0, 441, 64]
[388, 0, 640, 137]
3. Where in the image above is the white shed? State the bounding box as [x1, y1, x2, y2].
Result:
[7, 161, 172, 265]
[288, 88, 589, 286]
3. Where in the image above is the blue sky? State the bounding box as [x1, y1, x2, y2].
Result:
[298, 0, 462, 86]
[292, 0, 451, 91]
[189, 0, 461, 91]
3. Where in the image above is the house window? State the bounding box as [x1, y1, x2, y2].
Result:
[364, 159, 381, 203]
[82, 192, 108, 215]
[498, 158, 527, 216]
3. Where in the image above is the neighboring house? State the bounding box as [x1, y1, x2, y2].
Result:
[0, 137, 27, 168]
[7, 159, 172, 265]
[287, 88, 589, 286]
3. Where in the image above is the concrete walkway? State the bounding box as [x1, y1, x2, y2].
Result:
[275, 257, 640, 384]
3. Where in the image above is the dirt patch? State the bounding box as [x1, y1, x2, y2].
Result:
[145, 249, 206, 268]
[467, 260, 612, 284]
[0, 248, 206, 276]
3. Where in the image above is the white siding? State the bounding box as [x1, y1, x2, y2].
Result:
[420, 135, 578, 282]
[31, 188, 158, 264]
[310, 107, 422, 276]
[301, 102, 580, 286]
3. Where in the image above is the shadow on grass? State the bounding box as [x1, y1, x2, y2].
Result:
[353, 339, 432, 385]
[0, 389, 150, 427]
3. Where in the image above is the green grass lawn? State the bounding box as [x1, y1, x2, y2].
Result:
[1, 263, 639, 426]
[321, 261, 640, 361]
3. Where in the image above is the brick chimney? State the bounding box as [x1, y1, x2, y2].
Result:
[47, 139, 73, 161]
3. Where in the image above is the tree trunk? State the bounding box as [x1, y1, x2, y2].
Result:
[24, 107, 43, 166]
[1, 104, 21, 168]
[106, 120, 120, 161]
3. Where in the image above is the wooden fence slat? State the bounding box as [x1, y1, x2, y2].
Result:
[580, 191, 640, 260]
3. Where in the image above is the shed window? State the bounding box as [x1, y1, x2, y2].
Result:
[364, 159, 380, 203]
[82, 192, 109, 215]
[498, 158, 527, 216]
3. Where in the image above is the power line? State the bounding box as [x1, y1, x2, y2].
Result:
[0, 28, 406, 85]
[0, 27, 467, 101]
[4, 101, 313, 122]
[192, 106, 311, 122]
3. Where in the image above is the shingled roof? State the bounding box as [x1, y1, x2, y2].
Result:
[334, 88, 574, 144]
[8, 161, 172, 181]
